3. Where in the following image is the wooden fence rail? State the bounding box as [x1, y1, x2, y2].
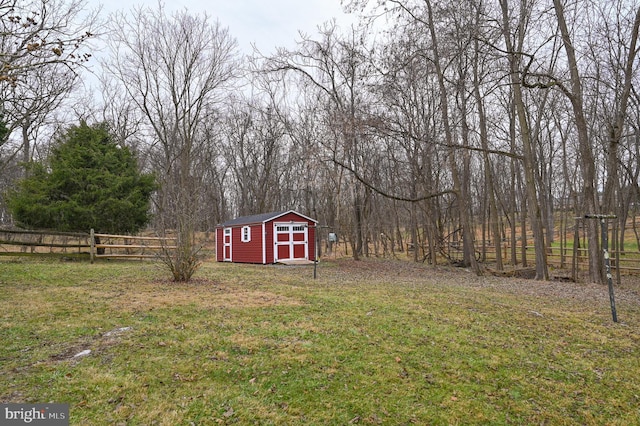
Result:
[474, 244, 640, 275]
[89, 229, 177, 263]
[0, 228, 177, 261]
[0, 228, 89, 255]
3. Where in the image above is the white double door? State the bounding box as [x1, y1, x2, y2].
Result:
[274, 223, 308, 261]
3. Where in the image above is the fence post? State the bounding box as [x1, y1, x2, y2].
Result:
[90, 229, 95, 264]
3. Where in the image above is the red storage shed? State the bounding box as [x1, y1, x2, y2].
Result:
[215, 210, 317, 264]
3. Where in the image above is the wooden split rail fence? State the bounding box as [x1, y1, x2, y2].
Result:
[89, 229, 177, 263]
[0, 228, 88, 255]
[0, 227, 176, 261]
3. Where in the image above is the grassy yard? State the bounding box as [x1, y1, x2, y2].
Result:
[1, 257, 640, 425]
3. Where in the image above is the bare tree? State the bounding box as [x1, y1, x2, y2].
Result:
[0, 0, 98, 171]
[471, 3, 504, 270]
[223, 99, 287, 215]
[551, 0, 603, 283]
[497, 0, 549, 280]
[106, 4, 239, 281]
[264, 23, 376, 260]
[589, 2, 640, 256]
[3, 61, 77, 168]
[0, 0, 95, 87]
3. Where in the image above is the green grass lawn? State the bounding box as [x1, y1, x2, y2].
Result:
[1, 257, 640, 425]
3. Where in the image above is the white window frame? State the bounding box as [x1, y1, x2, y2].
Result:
[241, 225, 251, 243]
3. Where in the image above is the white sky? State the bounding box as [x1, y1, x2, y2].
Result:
[98, 0, 358, 55]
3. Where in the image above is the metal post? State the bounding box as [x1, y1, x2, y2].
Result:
[314, 225, 318, 279]
[585, 215, 618, 323]
[614, 221, 621, 287]
[601, 218, 618, 323]
[572, 219, 580, 282]
[313, 225, 329, 279]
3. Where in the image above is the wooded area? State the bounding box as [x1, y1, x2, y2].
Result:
[2, 0, 640, 283]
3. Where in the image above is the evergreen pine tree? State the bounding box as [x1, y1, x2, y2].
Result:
[6, 122, 156, 234]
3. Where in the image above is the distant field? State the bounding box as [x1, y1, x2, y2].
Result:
[1, 257, 639, 425]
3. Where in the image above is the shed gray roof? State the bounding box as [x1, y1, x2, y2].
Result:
[217, 210, 317, 227]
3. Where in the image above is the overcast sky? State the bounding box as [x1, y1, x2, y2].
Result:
[99, 0, 358, 55]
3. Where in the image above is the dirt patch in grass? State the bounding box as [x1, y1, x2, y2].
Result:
[102, 279, 305, 312]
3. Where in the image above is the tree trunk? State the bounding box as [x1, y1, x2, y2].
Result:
[426, 0, 480, 275]
[499, 0, 548, 279]
[473, 39, 503, 270]
[553, 0, 601, 283]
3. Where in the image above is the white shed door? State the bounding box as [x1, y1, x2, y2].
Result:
[274, 223, 308, 261]
[223, 228, 232, 261]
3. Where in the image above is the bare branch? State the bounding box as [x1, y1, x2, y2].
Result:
[332, 153, 457, 203]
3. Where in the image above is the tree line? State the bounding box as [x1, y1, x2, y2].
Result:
[2, 0, 640, 283]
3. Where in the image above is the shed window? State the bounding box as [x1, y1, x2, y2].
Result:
[292, 225, 305, 232]
[242, 226, 251, 242]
